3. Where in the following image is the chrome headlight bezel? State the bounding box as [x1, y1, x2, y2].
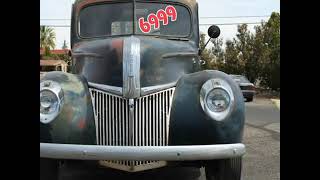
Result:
[200, 78, 235, 121]
[40, 80, 64, 124]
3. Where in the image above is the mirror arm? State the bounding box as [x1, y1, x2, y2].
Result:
[199, 37, 212, 55]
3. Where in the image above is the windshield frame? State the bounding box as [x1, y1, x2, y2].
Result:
[76, 0, 193, 40]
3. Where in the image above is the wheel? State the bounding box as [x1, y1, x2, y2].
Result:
[40, 158, 59, 180]
[205, 157, 242, 180]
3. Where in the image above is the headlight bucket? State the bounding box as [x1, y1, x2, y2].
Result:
[200, 78, 235, 121]
[40, 80, 64, 124]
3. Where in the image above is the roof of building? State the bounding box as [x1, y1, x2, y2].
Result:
[40, 48, 70, 55]
[40, 60, 67, 66]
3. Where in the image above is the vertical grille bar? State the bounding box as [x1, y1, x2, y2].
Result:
[115, 97, 118, 146]
[111, 96, 115, 146]
[102, 93, 105, 145]
[108, 95, 111, 146]
[155, 94, 159, 146]
[163, 92, 166, 146]
[159, 93, 164, 146]
[98, 92, 102, 145]
[142, 98, 145, 146]
[135, 100, 138, 146]
[153, 94, 156, 146]
[122, 99, 125, 146]
[126, 99, 129, 146]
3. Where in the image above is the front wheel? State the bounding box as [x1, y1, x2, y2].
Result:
[205, 157, 242, 180]
[40, 158, 59, 180]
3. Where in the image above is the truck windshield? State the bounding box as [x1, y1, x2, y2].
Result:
[79, 2, 191, 38]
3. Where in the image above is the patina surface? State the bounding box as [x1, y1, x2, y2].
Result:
[40, 71, 96, 145]
[168, 70, 245, 145]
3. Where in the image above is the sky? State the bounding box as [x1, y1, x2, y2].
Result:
[40, 0, 280, 49]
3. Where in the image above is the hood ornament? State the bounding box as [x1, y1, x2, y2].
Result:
[123, 36, 141, 99]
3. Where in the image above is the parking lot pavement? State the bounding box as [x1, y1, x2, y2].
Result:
[59, 98, 280, 180]
[242, 98, 280, 180]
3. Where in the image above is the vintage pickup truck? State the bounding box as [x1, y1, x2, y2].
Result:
[40, 0, 246, 180]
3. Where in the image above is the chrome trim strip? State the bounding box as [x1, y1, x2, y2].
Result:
[162, 52, 198, 59]
[40, 143, 246, 161]
[167, 89, 175, 144]
[239, 82, 254, 86]
[88, 82, 177, 97]
[241, 90, 256, 93]
[72, 52, 103, 58]
[123, 36, 140, 99]
[141, 82, 176, 96]
[129, 99, 134, 147]
[89, 90, 99, 145]
[88, 82, 122, 96]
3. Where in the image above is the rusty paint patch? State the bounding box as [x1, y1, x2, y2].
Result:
[78, 118, 86, 129]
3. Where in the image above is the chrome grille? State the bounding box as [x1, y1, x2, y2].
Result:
[89, 87, 175, 172]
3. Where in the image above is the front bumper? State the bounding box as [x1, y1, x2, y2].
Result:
[40, 143, 245, 161]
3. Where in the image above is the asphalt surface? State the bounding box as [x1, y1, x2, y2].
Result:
[58, 98, 280, 180]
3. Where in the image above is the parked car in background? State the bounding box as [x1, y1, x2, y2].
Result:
[230, 75, 255, 102]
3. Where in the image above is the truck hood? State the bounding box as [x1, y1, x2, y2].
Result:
[72, 36, 198, 97]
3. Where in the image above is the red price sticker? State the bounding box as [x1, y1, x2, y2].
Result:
[138, 5, 177, 33]
[165, 5, 177, 21]
[148, 13, 160, 29]
[139, 17, 151, 33]
[157, 9, 168, 25]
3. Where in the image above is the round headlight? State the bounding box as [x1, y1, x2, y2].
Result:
[40, 90, 59, 114]
[206, 88, 230, 112]
[200, 78, 234, 121]
[40, 80, 64, 124]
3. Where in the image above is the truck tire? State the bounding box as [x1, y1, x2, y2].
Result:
[205, 157, 242, 180]
[40, 158, 58, 180]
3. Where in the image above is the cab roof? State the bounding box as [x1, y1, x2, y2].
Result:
[74, 0, 197, 10]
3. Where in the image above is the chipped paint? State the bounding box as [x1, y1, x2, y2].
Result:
[40, 71, 96, 145]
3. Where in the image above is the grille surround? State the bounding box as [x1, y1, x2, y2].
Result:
[89, 87, 175, 172]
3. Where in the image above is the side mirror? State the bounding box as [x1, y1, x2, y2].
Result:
[199, 25, 221, 56]
[208, 25, 221, 39]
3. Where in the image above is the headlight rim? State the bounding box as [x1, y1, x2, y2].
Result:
[40, 80, 64, 124]
[200, 78, 235, 121]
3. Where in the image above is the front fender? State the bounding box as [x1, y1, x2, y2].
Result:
[168, 70, 245, 145]
[40, 71, 96, 145]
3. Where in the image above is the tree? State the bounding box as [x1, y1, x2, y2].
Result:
[234, 24, 260, 83]
[199, 33, 214, 69]
[255, 12, 280, 90]
[198, 12, 280, 91]
[40, 26, 56, 56]
[223, 40, 242, 74]
[209, 37, 224, 70]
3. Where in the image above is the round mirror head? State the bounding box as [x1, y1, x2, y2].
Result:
[208, 25, 221, 39]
